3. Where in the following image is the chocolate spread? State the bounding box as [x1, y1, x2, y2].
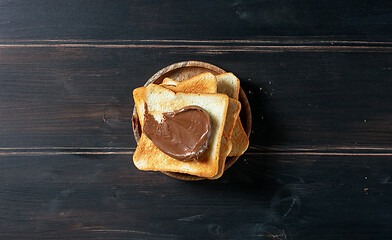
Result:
[143, 105, 211, 161]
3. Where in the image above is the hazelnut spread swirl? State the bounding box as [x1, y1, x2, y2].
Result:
[143, 105, 211, 161]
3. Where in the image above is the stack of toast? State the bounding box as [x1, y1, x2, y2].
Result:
[132, 72, 249, 179]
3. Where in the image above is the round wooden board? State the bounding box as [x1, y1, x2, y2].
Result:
[132, 61, 252, 181]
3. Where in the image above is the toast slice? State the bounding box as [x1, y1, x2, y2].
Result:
[224, 98, 241, 137]
[216, 73, 249, 156]
[228, 119, 248, 156]
[133, 84, 233, 177]
[161, 72, 217, 94]
[134, 86, 231, 178]
[208, 131, 232, 179]
[133, 84, 229, 178]
[217, 73, 240, 99]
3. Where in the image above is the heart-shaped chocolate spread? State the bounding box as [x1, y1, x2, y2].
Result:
[143, 105, 211, 161]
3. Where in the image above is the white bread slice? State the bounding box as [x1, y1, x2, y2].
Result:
[133, 84, 229, 178]
[217, 73, 240, 99]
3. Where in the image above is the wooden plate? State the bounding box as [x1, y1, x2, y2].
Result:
[132, 61, 252, 181]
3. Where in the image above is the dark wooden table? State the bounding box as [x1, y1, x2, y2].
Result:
[1, 1, 392, 239]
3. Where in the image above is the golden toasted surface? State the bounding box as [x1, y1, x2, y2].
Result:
[216, 73, 248, 156]
[225, 98, 241, 138]
[161, 72, 217, 94]
[228, 119, 249, 156]
[133, 84, 229, 178]
[208, 132, 232, 179]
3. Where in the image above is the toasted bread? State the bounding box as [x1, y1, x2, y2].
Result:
[134, 86, 231, 178]
[216, 73, 249, 156]
[224, 98, 241, 138]
[217, 73, 240, 99]
[228, 119, 249, 156]
[134, 81, 236, 170]
[133, 84, 229, 178]
[208, 131, 232, 179]
[161, 72, 217, 94]
[133, 87, 147, 126]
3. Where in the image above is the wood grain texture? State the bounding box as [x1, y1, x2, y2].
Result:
[1, 39, 392, 52]
[1, 46, 391, 150]
[0, 154, 391, 239]
[0, 0, 391, 40]
[1, 1, 392, 238]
